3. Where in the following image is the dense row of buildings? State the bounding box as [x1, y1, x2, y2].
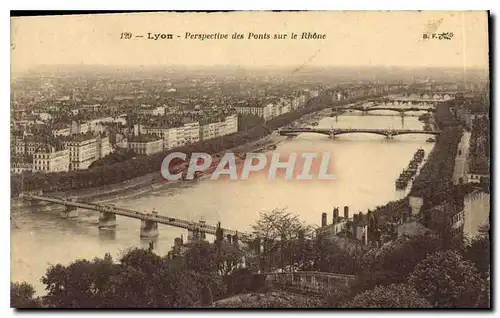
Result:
[11, 132, 112, 173]
[11, 112, 239, 173]
[119, 113, 239, 155]
[233, 93, 311, 121]
[315, 196, 469, 248]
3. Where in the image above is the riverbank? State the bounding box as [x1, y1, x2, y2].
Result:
[370, 100, 466, 235]
[452, 131, 471, 185]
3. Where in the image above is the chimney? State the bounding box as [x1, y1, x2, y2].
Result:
[321, 213, 327, 227]
[344, 206, 349, 219]
[333, 208, 339, 224]
[353, 213, 359, 224]
[226, 234, 232, 244]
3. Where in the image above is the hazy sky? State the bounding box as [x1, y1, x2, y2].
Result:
[11, 11, 489, 72]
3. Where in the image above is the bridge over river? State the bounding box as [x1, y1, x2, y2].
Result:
[279, 127, 441, 139]
[338, 106, 436, 114]
[23, 195, 252, 243]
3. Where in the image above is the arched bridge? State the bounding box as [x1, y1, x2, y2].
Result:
[279, 127, 441, 138]
[259, 271, 356, 296]
[339, 106, 435, 113]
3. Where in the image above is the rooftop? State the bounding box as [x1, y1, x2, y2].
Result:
[128, 134, 162, 143]
[58, 132, 97, 143]
[34, 142, 66, 153]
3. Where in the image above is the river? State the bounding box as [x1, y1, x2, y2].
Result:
[11, 111, 436, 295]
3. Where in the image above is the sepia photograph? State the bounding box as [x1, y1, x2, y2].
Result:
[10, 10, 491, 309]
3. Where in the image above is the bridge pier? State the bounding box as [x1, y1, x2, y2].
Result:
[385, 132, 394, 140]
[60, 205, 79, 219]
[140, 220, 159, 238]
[187, 223, 207, 243]
[99, 211, 117, 229]
[187, 228, 206, 243]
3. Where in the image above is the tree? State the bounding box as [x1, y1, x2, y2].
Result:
[475, 277, 491, 308]
[119, 247, 163, 274]
[408, 250, 484, 308]
[463, 224, 490, 278]
[11, 282, 40, 308]
[41, 254, 117, 308]
[252, 208, 313, 272]
[359, 233, 440, 281]
[350, 270, 403, 296]
[184, 241, 218, 273]
[313, 238, 361, 274]
[344, 284, 431, 308]
[210, 292, 325, 308]
[102, 249, 204, 308]
[216, 241, 244, 277]
[223, 268, 254, 296]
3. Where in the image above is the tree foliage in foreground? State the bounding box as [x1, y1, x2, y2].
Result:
[358, 233, 440, 282]
[39, 246, 237, 308]
[344, 284, 431, 308]
[10, 282, 41, 308]
[463, 225, 490, 278]
[408, 250, 484, 308]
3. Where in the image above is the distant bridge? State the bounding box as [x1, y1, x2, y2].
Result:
[338, 112, 420, 117]
[279, 127, 441, 138]
[363, 95, 454, 103]
[338, 106, 435, 113]
[260, 271, 356, 295]
[23, 195, 252, 242]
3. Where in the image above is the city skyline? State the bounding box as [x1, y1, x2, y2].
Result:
[11, 11, 489, 73]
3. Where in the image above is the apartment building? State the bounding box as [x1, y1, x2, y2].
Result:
[32, 145, 70, 173]
[200, 122, 218, 141]
[52, 126, 72, 137]
[127, 134, 164, 155]
[235, 103, 273, 121]
[71, 121, 91, 135]
[11, 162, 33, 174]
[199, 114, 238, 141]
[61, 133, 99, 170]
[136, 106, 166, 116]
[10, 155, 33, 174]
[96, 135, 112, 159]
[224, 114, 238, 135]
[276, 98, 292, 115]
[291, 94, 307, 110]
[183, 122, 200, 145]
[13, 137, 47, 156]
